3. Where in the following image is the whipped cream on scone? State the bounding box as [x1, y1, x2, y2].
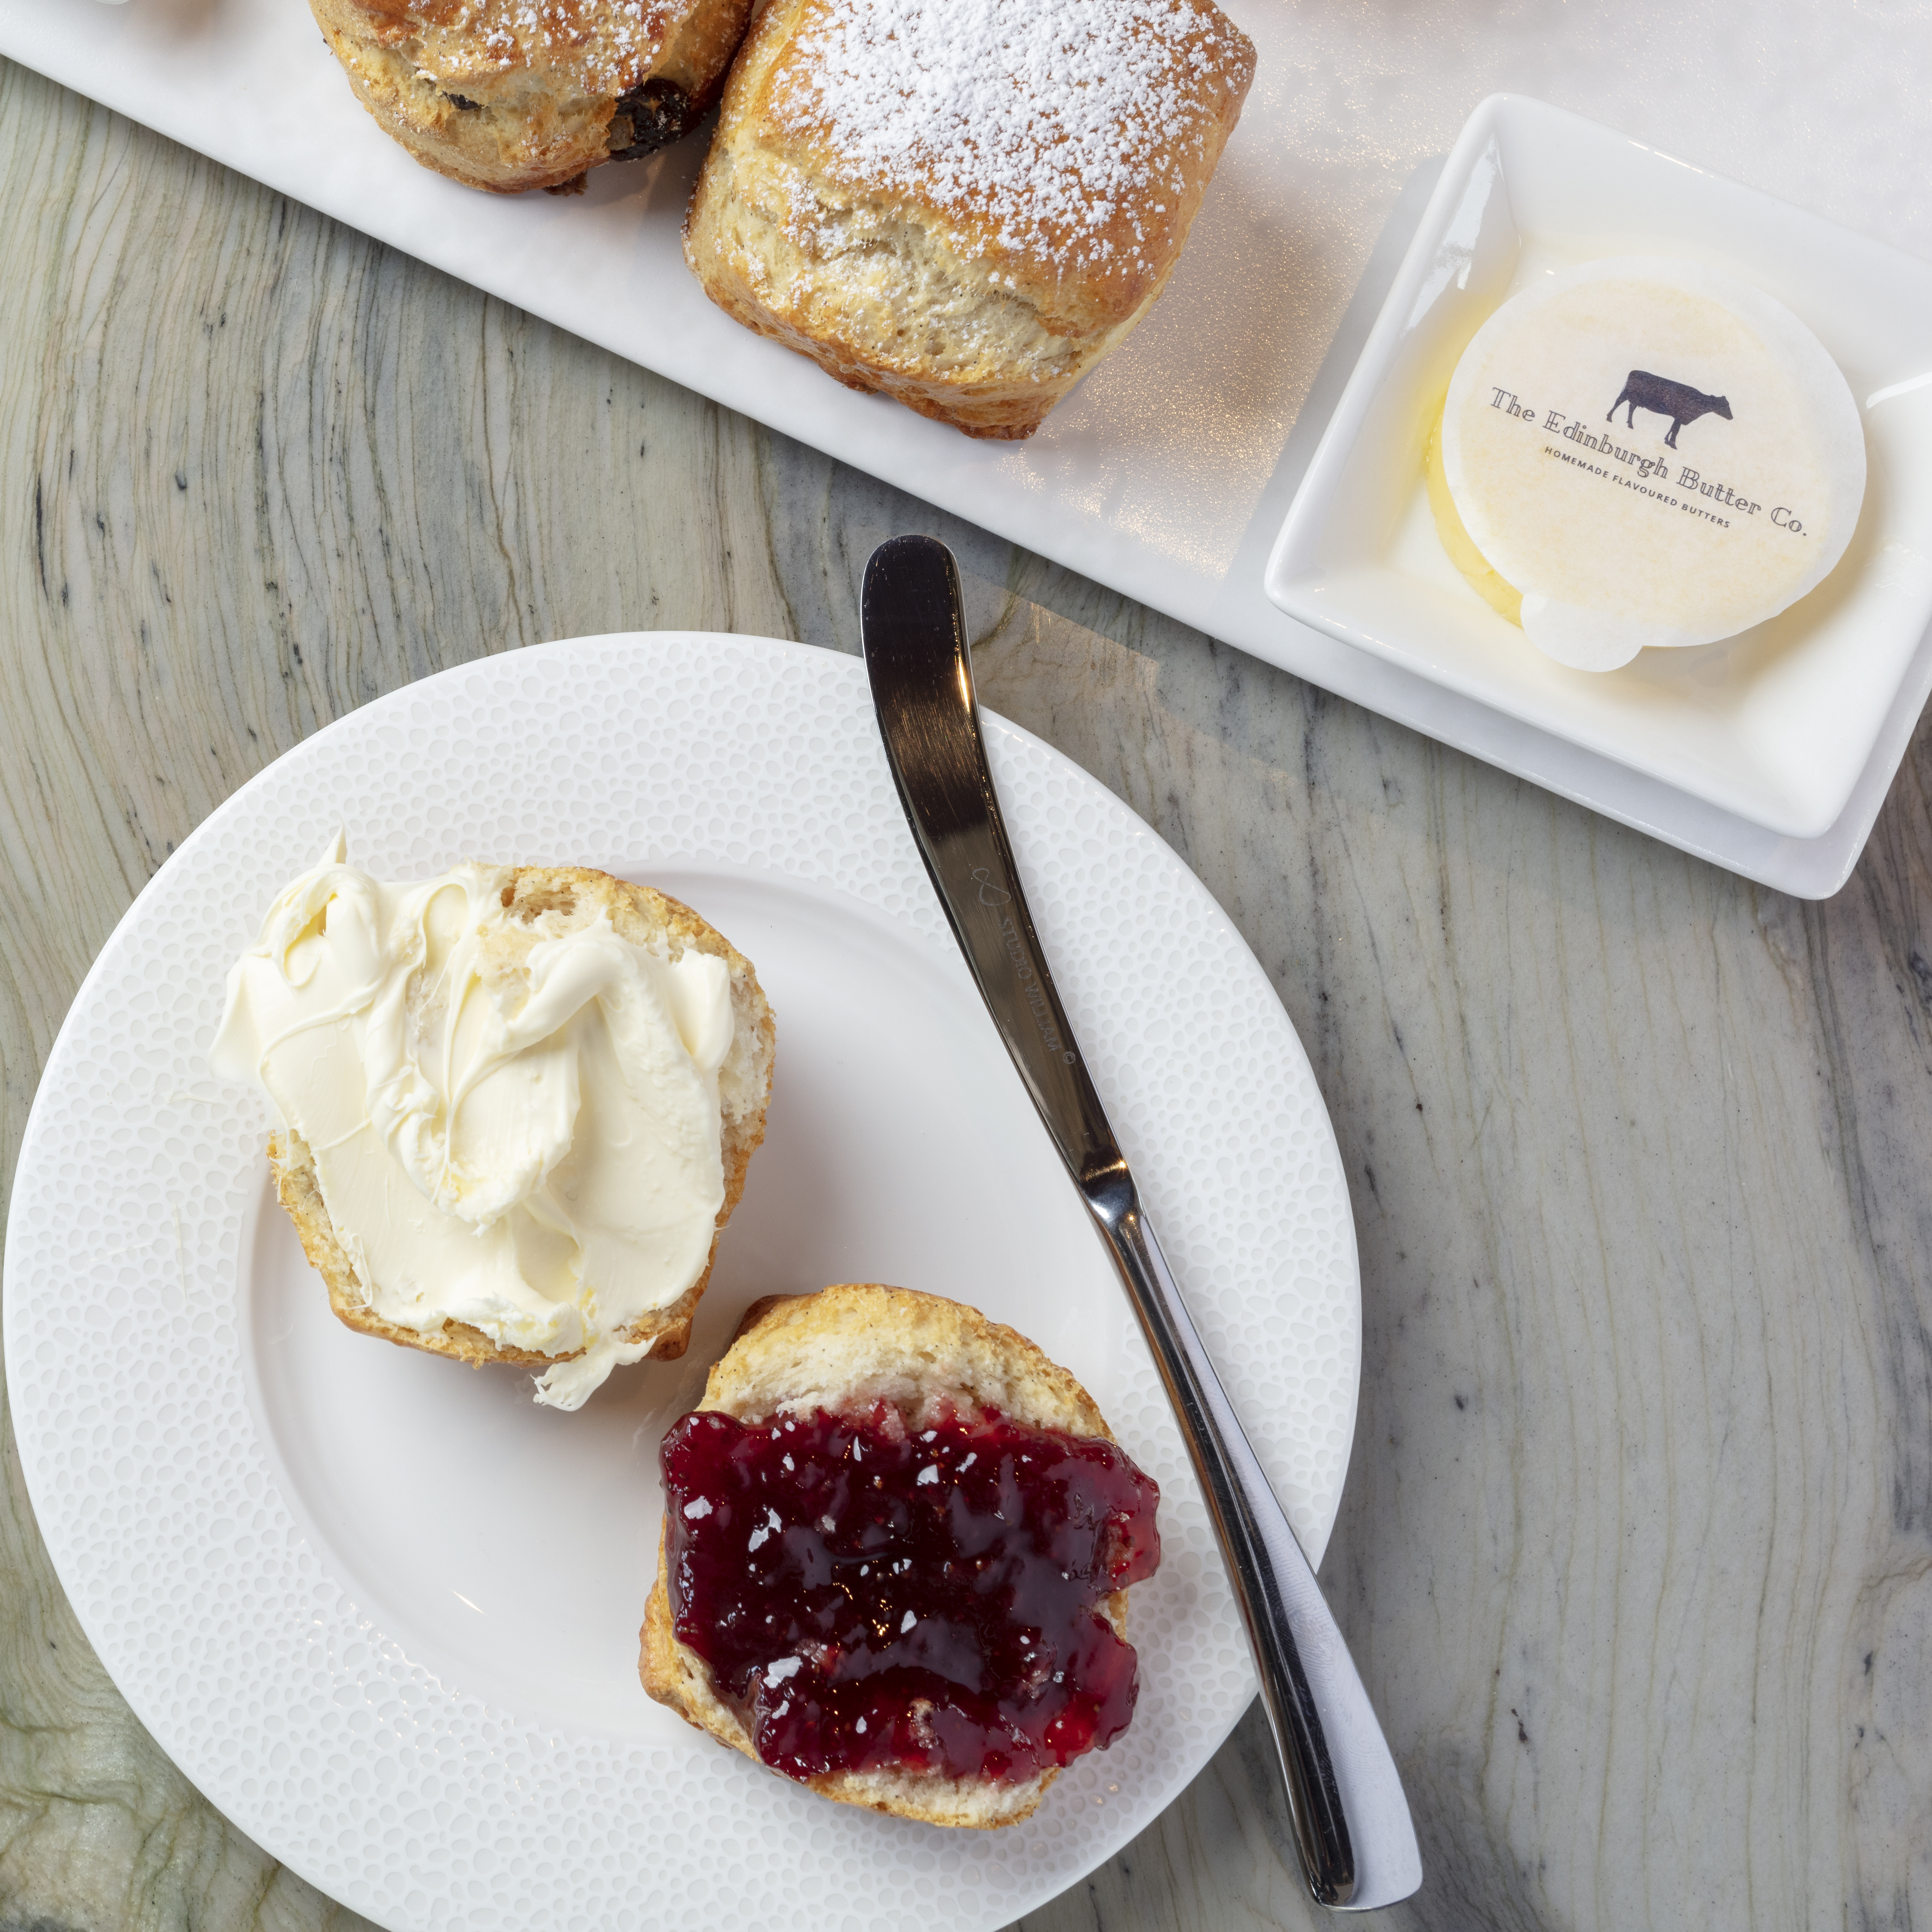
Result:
[214, 839, 772, 1407]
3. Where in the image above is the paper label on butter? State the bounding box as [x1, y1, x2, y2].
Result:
[1442, 258, 1865, 670]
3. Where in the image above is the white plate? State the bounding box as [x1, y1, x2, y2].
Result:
[10, 1, 1932, 892]
[1263, 95, 1932, 843]
[3, 635, 1361, 1932]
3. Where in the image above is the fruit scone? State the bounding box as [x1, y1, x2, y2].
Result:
[311, 0, 758, 192]
[643, 1284, 1162, 1825]
[213, 839, 774, 1409]
[684, 0, 1257, 437]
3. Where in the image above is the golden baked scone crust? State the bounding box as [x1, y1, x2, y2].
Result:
[683, 0, 1255, 436]
[310, 0, 756, 193]
[639, 1284, 1132, 1826]
[269, 864, 775, 1371]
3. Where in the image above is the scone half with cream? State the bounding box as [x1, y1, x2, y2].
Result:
[642, 1285, 1162, 1825]
[310, 0, 757, 193]
[214, 843, 774, 1409]
[684, 0, 1256, 438]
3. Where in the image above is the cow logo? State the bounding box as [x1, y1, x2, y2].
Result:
[1607, 371, 1733, 450]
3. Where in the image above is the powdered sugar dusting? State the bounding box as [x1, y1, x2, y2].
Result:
[765, 0, 1251, 283]
[405, 0, 658, 87]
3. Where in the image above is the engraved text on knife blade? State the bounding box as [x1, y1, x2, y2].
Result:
[971, 867, 1075, 1065]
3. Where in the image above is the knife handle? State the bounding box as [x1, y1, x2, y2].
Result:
[1085, 1172, 1362, 1901]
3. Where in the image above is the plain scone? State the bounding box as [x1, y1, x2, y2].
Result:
[683, 0, 1257, 438]
[270, 864, 775, 1370]
[639, 1283, 1132, 1826]
[310, 0, 756, 193]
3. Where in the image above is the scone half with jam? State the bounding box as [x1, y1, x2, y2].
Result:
[214, 843, 775, 1409]
[642, 1284, 1162, 1825]
[683, 0, 1256, 438]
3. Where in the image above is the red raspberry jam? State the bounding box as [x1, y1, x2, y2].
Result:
[660, 1402, 1161, 1784]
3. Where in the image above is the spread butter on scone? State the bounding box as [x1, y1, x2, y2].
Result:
[641, 1285, 1162, 1825]
[310, 0, 757, 193]
[684, 0, 1257, 438]
[212, 839, 774, 1407]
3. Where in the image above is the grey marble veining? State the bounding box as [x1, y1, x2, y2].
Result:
[3, 53, 1932, 1932]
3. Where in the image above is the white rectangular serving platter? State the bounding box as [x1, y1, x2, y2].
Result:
[10, 0, 1932, 896]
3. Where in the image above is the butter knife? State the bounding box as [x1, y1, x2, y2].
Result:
[860, 535, 1423, 1912]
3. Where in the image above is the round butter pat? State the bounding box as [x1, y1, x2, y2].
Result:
[1439, 257, 1866, 672]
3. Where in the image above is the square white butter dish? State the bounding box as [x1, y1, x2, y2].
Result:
[1263, 93, 1932, 843]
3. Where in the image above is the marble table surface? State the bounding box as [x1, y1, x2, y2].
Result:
[5, 50, 1932, 1932]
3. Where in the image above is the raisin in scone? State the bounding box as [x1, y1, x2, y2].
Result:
[641, 1285, 1162, 1824]
[311, 0, 757, 193]
[213, 846, 775, 1409]
[683, 0, 1256, 437]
